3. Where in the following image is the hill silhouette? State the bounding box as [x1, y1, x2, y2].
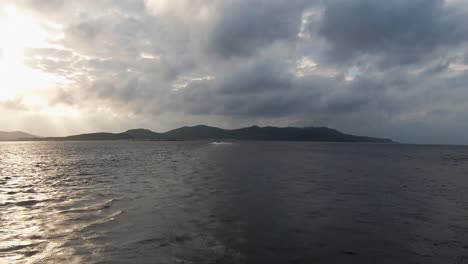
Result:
[14, 125, 393, 143]
[0, 131, 37, 141]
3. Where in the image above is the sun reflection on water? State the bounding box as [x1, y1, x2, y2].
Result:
[0, 142, 117, 263]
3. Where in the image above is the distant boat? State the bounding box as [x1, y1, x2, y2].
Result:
[210, 141, 232, 145]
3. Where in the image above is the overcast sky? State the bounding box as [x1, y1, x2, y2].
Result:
[1, 0, 468, 144]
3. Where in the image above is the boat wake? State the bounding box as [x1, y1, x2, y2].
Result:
[209, 142, 233, 145]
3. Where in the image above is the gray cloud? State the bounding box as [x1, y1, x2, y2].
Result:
[207, 0, 313, 58]
[317, 0, 468, 66]
[2, 0, 468, 144]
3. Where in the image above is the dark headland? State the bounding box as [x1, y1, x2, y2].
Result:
[1, 125, 393, 143]
[0, 131, 37, 141]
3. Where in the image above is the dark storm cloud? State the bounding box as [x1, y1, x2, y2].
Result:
[171, 57, 337, 118]
[317, 0, 468, 66]
[218, 58, 293, 94]
[208, 0, 314, 58]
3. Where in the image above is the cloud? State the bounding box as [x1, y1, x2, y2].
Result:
[316, 0, 468, 66]
[2, 0, 468, 144]
[0, 98, 27, 111]
[207, 0, 314, 58]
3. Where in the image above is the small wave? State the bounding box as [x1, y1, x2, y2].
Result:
[59, 199, 115, 214]
[0, 242, 45, 253]
[5, 188, 36, 195]
[444, 154, 468, 163]
[78, 210, 123, 231]
[135, 235, 191, 248]
[15, 200, 41, 207]
[137, 237, 164, 245]
[0, 198, 62, 208]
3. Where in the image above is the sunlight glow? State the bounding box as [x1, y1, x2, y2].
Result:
[0, 4, 59, 102]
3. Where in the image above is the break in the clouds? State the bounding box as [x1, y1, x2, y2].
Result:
[1, 0, 468, 144]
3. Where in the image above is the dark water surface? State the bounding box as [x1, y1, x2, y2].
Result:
[1, 141, 468, 263]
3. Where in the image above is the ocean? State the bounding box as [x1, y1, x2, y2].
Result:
[1, 141, 468, 263]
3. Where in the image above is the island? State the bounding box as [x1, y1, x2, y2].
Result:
[1, 125, 393, 143]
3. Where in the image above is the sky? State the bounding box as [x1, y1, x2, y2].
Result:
[0, 0, 468, 144]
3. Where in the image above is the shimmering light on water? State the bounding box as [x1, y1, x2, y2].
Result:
[1, 141, 468, 263]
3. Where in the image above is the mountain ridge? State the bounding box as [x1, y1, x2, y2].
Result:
[5, 125, 393, 143]
[0, 131, 37, 141]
